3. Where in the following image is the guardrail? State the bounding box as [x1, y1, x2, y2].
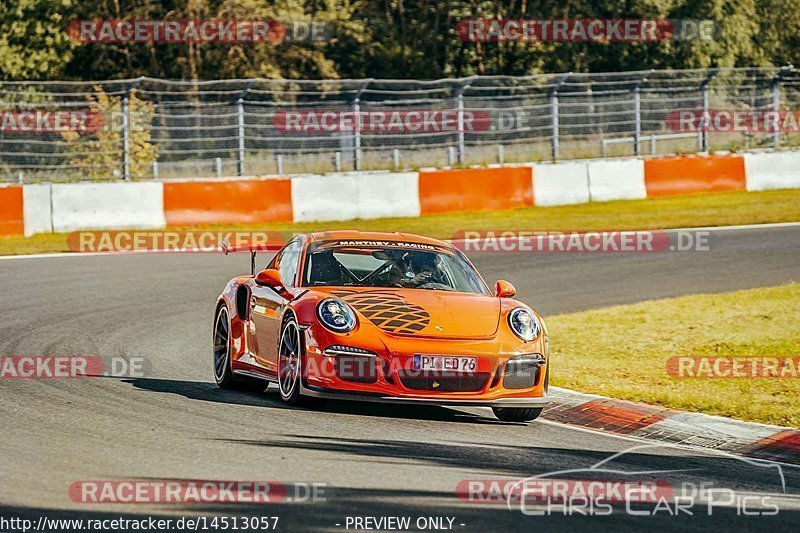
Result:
[4, 150, 798, 239]
[601, 132, 703, 157]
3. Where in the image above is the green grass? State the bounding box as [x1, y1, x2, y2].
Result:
[548, 283, 800, 427]
[2, 188, 800, 256]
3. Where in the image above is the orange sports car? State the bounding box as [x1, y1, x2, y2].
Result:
[213, 231, 549, 422]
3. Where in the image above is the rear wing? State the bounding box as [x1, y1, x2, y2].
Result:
[220, 239, 284, 275]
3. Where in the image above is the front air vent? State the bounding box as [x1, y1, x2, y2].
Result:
[323, 345, 377, 357]
[397, 370, 490, 392]
[503, 354, 545, 389]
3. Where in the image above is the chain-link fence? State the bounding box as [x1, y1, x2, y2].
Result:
[2, 67, 800, 182]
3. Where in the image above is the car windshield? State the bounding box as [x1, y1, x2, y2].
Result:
[302, 242, 489, 294]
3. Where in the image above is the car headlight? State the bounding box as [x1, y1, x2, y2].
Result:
[317, 298, 357, 333]
[508, 307, 540, 341]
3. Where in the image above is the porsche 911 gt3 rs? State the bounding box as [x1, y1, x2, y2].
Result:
[214, 231, 549, 422]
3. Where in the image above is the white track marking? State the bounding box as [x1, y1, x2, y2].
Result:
[536, 419, 800, 471]
[661, 221, 800, 232]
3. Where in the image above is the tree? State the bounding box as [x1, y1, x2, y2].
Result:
[0, 0, 77, 80]
[64, 0, 350, 79]
[4, 0, 800, 81]
[61, 87, 158, 180]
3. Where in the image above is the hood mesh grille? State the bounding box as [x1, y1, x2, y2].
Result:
[332, 290, 430, 334]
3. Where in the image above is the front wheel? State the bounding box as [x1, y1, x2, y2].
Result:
[492, 407, 543, 422]
[278, 317, 325, 408]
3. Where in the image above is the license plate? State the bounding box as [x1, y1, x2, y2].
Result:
[413, 354, 477, 372]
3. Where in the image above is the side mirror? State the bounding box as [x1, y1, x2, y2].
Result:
[255, 268, 294, 300]
[495, 280, 516, 298]
[255, 268, 283, 288]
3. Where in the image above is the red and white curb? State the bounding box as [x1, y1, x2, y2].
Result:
[545, 387, 800, 464]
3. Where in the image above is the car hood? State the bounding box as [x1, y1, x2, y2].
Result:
[314, 287, 501, 339]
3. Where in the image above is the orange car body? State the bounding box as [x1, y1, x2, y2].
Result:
[216, 231, 549, 408]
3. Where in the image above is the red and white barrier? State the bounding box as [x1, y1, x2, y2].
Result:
[644, 153, 745, 198]
[532, 161, 590, 206]
[744, 151, 800, 191]
[2, 151, 799, 238]
[419, 167, 533, 214]
[51, 182, 165, 232]
[0, 185, 24, 237]
[22, 184, 53, 236]
[587, 159, 647, 202]
[163, 177, 292, 226]
[355, 172, 421, 220]
[292, 172, 420, 222]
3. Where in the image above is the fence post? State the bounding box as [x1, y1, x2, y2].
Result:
[392, 149, 400, 170]
[701, 82, 710, 152]
[215, 157, 222, 177]
[152, 161, 158, 180]
[456, 85, 465, 164]
[497, 144, 504, 164]
[632, 86, 641, 156]
[448, 147, 456, 167]
[353, 97, 362, 170]
[698, 69, 720, 152]
[276, 154, 284, 175]
[237, 98, 245, 176]
[334, 151, 342, 172]
[121, 96, 130, 180]
[17, 171, 23, 184]
[550, 90, 559, 160]
[772, 72, 783, 148]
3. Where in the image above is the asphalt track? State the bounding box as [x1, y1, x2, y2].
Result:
[1, 224, 799, 532]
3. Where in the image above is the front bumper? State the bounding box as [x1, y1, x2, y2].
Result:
[301, 382, 550, 408]
[302, 324, 549, 407]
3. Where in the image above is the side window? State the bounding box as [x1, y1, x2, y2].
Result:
[278, 239, 302, 287]
[267, 249, 283, 271]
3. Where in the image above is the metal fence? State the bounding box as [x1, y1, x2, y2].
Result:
[3, 67, 800, 182]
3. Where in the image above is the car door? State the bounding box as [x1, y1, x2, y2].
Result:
[249, 238, 303, 375]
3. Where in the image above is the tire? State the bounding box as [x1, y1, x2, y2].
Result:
[213, 305, 266, 391]
[277, 317, 325, 408]
[491, 407, 543, 422]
